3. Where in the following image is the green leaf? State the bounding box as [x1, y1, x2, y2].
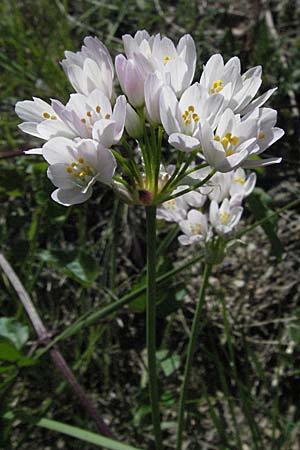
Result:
[0, 338, 35, 367]
[247, 189, 283, 259]
[0, 317, 29, 350]
[3, 414, 144, 450]
[39, 249, 98, 286]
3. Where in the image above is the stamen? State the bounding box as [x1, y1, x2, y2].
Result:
[96, 105, 101, 113]
[50, 115, 57, 120]
[81, 118, 86, 123]
[43, 112, 50, 119]
[221, 137, 229, 149]
[188, 105, 194, 112]
[226, 149, 234, 156]
[234, 177, 245, 184]
[105, 113, 111, 119]
[214, 135, 220, 142]
[87, 111, 92, 117]
[259, 132, 265, 139]
[220, 212, 230, 225]
[78, 158, 84, 164]
[66, 167, 73, 173]
[230, 136, 239, 146]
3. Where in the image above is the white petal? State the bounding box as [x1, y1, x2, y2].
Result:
[51, 187, 93, 206]
[160, 86, 180, 135]
[42, 137, 76, 165]
[242, 157, 282, 168]
[168, 133, 200, 152]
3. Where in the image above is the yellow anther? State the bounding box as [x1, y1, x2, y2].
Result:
[225, 132, 232, 140]
[163, 55, 174, 65]
[84, 165, 90, 171]
[88, 124, 93, 129]
[220, 212, 230, 225]
[188, 105, 195, 112]
[79, 172, 86, 178]
[210, 80, 223, 94]
[96, 105, 101, 113]
[66, 167, 73, 173]
[221, 137, 229, 149]
[230, 136, 239, 146]
[214, 135, 221, 142]
[71, 162, 77, 167]
[166, 199, 176, 210]
[182, 113, 187, 119]
[43, 112, 50, 119]
[81, 118, 86, 123]
[105, 113, 111, 119]
[259, 132, 265, 139]
[78, 158, 84, 164]
[87, 111, 92, 117]
[185, 119, 191, 125]
[192, 113, 199, 121]
[234, 177, 245, 184]
[51, 115, 57, 120]
[226, 149, 234, 156]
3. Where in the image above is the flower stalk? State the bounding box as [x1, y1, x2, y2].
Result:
[176, 262, 212, 450]
[145, 205, 163, 450]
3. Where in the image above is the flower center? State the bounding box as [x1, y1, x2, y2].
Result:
[66, 157, 94, 183]
[189, 222, 202, 235]
[181, 105, 200, 126]
[165, 199, 176, 210]
[220, 212, 230, 225]
[214, 132, 239, 156]
[210, 79, 223, 94]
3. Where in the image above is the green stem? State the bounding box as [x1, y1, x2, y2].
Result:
[145, 205, 163, 450]
[176, 262, 212, 450]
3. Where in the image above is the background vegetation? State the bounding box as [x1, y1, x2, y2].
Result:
[0, 0, 300, 448]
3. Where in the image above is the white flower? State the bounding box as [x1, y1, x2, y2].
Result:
[241, 107, 284, 168]
[52, 90, 126, 147]
[42, 137, 116, 206]
[160, 83, 224, 152]
[209, 198, 243, 234]
[122, 31, 196, 97]
[178, 209, 210, 245]
[199, 54, 276, 115]
[199, 108, 259, 172]
[229, 167, 256, 204]
[203, 171, 233, 203]
[15, 97, 75, 150]
[157, 191, 188, 223]
[115, 55, 145, 107]
[61, 36, 114, 99]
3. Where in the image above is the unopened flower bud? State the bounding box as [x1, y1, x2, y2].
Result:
[125, 104, 143, 139]
[115, 54, 145, 107]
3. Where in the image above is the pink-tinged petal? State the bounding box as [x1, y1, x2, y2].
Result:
[51, 187, 93, 206]
[242, 157, 282, 168]
[168, 133, 200, 152]
[160, 86, 180, 135]
[42, 137, 75, 165]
